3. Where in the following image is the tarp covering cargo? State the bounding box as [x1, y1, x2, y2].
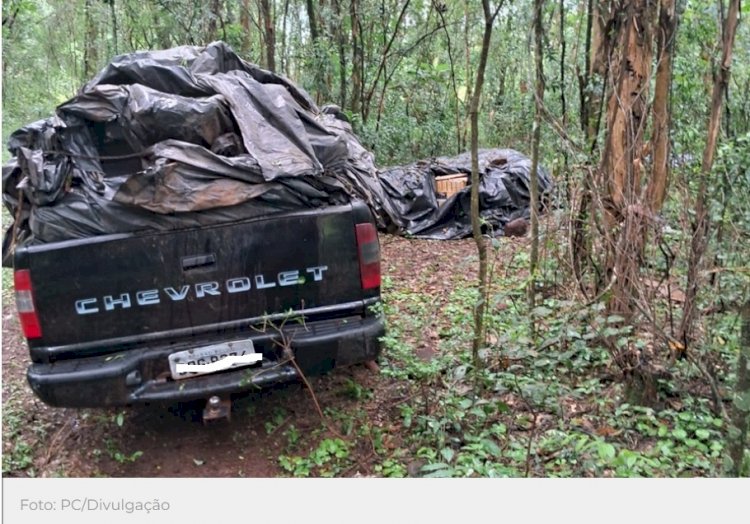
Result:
[380, 149, 553, 240]
[2, 41, 551, 259]
[1, 42, 398, 250]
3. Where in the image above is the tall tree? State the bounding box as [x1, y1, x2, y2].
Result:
[528, 0, 545, 317]
[678, 0, 741, 351]
[470, 0, 504, 372]
[331, 0, 348, 109]
[240, 0, 251, 55]
[600, 0, 655, 318]
[279, 0, 291, 74]
[646, 0, 678, 212]
[583, 0, 614, 151]
[83, 0, 98, 80]
[207, 0, 221, 42]
[305, 0, 323, 102]
[107, 0, 118, 56]
[558, 0, 569, 201]
[350, 0, 363, 116]
[727, 300, 750, 476]
[571, 0, 616, 297]
[259, 0, 275, 71]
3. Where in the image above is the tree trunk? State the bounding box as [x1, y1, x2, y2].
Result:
[461, 0, 473, 150]
[305, 0, 327, 103]
[585, 0, 613, 151]
[240, 0, 251, 55]
[739, 77, 750, 134]
[207, 0, 221, 42]
[571, 0, 618, 298]
[528, 0, 544, 318]
[470, 0, 502, 372]
[282, 0, 291, 75]
[305, 0, 318, 42]
[558, 0, 569, 201]
[646, 0, 677, 213]
[329, 0, 347, 109]
[109, 0, 118, 56]
[83, 0, 98, 80]
[577, 0, 592, 138]
[259, 0, 275, 71]
[600, 0, 654, 318]
[571, 0, 594, 296]
[678, 0, 741, 351]
[726, 301, 750, 476]
[350, 0, 363, 117]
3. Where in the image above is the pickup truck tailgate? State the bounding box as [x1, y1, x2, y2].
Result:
[18, 205, 366, 358]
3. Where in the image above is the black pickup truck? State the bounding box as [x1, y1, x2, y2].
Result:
[13, 201, 384, 407]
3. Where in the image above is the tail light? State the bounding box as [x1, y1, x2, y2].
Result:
[14, 269, 42, 339]
[355, 223, 381, 290]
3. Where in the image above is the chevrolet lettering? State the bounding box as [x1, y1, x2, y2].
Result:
[74, 266, 329, 315]
[14, 203, 384, 408]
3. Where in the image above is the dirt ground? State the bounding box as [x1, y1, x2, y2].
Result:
[1, 234, 482, 478]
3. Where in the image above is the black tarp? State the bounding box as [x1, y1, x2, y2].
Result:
[2, 42, 551, 262]
[2, 42, 396, 250]
[379, 149, 553, 239]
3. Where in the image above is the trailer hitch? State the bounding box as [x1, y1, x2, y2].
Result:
[202, 395, 231, 424]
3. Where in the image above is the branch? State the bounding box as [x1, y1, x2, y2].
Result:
[2, 4, 20, 30]
[363, 0, 411, 111]
[536, 92, 585, 153]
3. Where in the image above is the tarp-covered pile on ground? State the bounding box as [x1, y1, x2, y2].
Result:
[2, 41, 552, 260]
[380, 149, 552, 239]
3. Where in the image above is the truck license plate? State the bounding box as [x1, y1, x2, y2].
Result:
[168, 339, 259, 380]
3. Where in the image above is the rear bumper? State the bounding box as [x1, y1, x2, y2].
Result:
[27, 314, 384, 407]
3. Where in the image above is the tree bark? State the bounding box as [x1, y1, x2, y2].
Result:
[207, 0, 221, 42]
[726, 301, 750, 476]
[280, 0, 291, 75]
[678, 0, 741, 350]
[585, 0, 613, 150]
[259, 0, 275, 71]
[83, 0, 98, 80]
[305, 0, 327, 103]
[599, 0, 654, 319]
[350, 0, 363, 116]
[240, 0, 251, 55]
[578, 0, 593, 138]
[571, 0, 594, 296]
[646, 0, 677, 213]
[332, 0, 347, 109]
[572, 0, 617, 298]
[528, 0, 544, 317]
[470, 0, 503, 371]
[558, 0, 566, 129]
[601, 2, 653, 208]
[305, 0, 318, 41]
[109, 0, 118, 56]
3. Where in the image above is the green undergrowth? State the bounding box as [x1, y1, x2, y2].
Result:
[277, 402, 402, 478]
[2, 382, 48, 476]
[369, 247, 740, 478]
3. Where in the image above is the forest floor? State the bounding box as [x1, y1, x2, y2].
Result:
[1, 233, 738, 478]
[0, 234, 477, 478]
